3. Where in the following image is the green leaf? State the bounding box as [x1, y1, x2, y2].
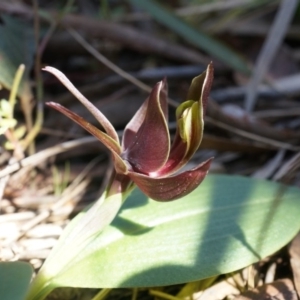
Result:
[128, 0, 249, 74]
[0, 15, 34, 98]
[0, 261, 33, 300]
[32, 175, 300, 292]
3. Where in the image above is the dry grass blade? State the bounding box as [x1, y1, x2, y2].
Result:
[67, 27, 179, 107]
[244, 0, 298, 112]
[200, 134, 276, 153]
[205, 116, 300, 151]
[193, 277, 240, 300]
[67, 28, 151, 94]
[252, 149, 285, 179]
[265, 263, 276, 284]
[254, 107, 300, 118]
[3, 179, 90, 246]
[0, 157, 20, 206]
[0, 173, 10, 205]
[207, 100, 300, 142]
[0, 212, 35, 223]
[273, 152, 300, 181]
[149, 290, 182, 300]
[0, 136, 96, 178]
[4, 156, 100, 245]
[213, 73, 300, 101]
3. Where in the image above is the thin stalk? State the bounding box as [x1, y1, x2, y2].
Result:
[8, 64, 25, 118]
[67, 28, 179, 108]
[149, 290, 183, 300]
[5, 65, 26, 159]
[91, 288, 111, 300]
[24, 0, 76, 153]
[24, 0, 43, 154]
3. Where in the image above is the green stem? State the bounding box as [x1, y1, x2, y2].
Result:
[91, 288, 112, 300]
[25, 275, 56, 300]
[8, 64, 25, 118]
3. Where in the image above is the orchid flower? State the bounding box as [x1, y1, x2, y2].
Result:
[44, 63, 214, 201]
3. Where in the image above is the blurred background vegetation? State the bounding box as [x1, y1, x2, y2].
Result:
[1, 0, 300, 299]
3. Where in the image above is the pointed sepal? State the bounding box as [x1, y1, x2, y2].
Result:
[43, 66, 120, 143]
[46, 102, 128, 174]
[122, 78, 168, 151]
[156, 63, 214, 176]
[186, 62, 214, 115]
[122, 81, 170, 174]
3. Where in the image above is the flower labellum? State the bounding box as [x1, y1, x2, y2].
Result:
[44, 63, 214, 201]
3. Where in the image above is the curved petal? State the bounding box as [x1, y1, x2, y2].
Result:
[122, 97, 148, 151]
[47, 102, 128, 174]
[122, 78, 168, 150]
[129, 158, 213, 201]
[43, 67, 119, 143]
[157, 64, 214, 176]
[186, 62, 214, 115]
[122, 81, 170, 174]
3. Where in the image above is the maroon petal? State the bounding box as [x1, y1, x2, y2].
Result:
[122, 97, 148, 151]
[186, 62, 214, 115]
[47, 102, 128, 174]
[129, 158, 213, 201]
[122, 81, 170, 174]
[157, 64, 214, 176]
[43, 66, 119, 143]
[122, 78, 168, 150]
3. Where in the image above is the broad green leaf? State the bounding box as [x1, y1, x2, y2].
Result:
[0, 261, 33, 300]
[30, 175, 300, 294]
[128, 0, 249, 74]
[0, 15, 34, 99]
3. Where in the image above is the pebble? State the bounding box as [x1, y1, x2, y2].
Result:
[26, 223, 63, 238]
[0, 247, 15, 260]
[18, 249, 51, 260]
[30, 258, 43, 269]
[0, 211, 35, 223]
[19, 238, 57, 251]
[0, 222, 20, 239]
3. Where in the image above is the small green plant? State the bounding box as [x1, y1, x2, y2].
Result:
[0, 65, 27, 152]
[51, 162, 71, 196]
[0, 98, 17, 135]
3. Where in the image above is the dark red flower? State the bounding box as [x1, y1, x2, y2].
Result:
[45, 63, 214, 201]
